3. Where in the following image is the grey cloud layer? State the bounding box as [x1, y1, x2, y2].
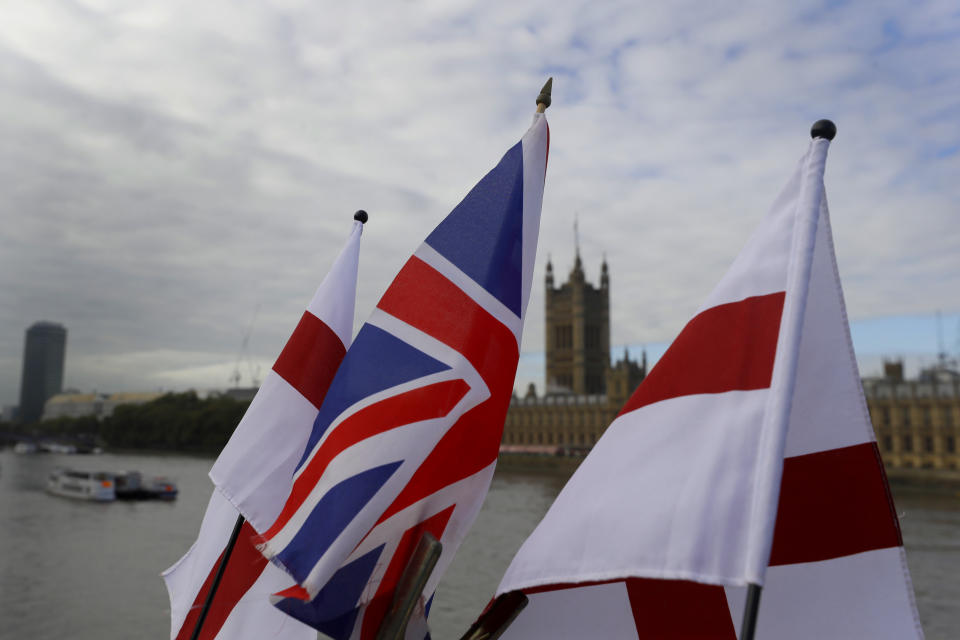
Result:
[1, 0, 958, 402]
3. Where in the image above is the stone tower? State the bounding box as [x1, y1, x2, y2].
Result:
[544, 250, 610, 395]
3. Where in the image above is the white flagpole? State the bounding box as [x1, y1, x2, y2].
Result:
[739, 118, 838, 640]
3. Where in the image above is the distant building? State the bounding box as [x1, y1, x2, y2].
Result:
[545, 252, 610, 394]
[43, 393, 105, 420]
[42, 391, 163, 421]
[18, 322, 67, 424]
[503, 251, 646, 450]
[864, 360, 960, 470]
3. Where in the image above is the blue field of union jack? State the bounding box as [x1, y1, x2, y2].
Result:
[257, 115, 549, 640]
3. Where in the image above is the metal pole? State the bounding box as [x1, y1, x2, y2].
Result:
[739, 583, 763, 640]
[458, 590, 529, 640]
[189, 513, 246, 640]
[375, 532, 443, 640]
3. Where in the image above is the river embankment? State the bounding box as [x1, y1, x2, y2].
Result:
[497, 452, 960, 498]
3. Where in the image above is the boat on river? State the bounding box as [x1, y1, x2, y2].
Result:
[46, 468, 116, 501]
[46, 468, 178, 501]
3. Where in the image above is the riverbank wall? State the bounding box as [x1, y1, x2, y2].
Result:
[496, 453, 960, 497]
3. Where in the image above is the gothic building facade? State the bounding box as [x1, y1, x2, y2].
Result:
[502, 252, 646, 450]
[544, 253, 610, 395]
[863, 361, 960, 471]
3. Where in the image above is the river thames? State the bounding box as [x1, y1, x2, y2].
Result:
[0, 449, 957, 639]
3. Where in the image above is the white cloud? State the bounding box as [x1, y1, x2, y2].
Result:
[1, 0, 958, 405]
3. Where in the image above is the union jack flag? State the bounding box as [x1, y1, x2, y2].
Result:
[258, 114, 549, 639]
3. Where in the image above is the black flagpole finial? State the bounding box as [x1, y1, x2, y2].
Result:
[811, 119, 837, 140]
[354, 210, 368, 224]
[536, 77, 553, 111]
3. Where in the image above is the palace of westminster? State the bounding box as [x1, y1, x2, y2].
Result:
[501, 250, 960, 472]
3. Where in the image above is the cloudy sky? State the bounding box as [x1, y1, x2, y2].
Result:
[2, 0, 959, 406]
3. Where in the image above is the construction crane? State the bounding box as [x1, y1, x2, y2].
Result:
[229, 305, 261, 389]
[930, 310, 960, 378]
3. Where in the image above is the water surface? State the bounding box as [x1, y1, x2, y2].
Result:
[0, 450, 956, 639]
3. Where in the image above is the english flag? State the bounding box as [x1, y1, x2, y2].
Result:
[495, 123, 923, 638]
[235, 113, 549, 639]
[163, 218, 363, 640]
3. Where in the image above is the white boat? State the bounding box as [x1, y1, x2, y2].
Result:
[40, 442, 78, 454]
[13, 442, 37, 454]
[46, 468, 116, 501]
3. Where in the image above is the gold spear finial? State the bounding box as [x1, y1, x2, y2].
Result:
[536, 77, 553, 113]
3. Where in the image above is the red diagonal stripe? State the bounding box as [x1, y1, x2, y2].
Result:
[261, 379, 470, 541]
[359, 506, 456, 640]
[272, 311, 346, 410]
[174, 521, 268, 640]
[375, 257, 518, 523]
[274, 584, 310, 601]
[769, 442, 902, 566]
[620, 292, 785, 417]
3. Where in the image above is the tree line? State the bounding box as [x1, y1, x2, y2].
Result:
[1, 392, 249, 454]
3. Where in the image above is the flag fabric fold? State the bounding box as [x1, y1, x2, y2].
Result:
[210, 221, 362, 533]
[238, 114, 549, 639]
[162, 491, 316, 640]
[495, 133, 922, 638]
[163, 220, 363, 640]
